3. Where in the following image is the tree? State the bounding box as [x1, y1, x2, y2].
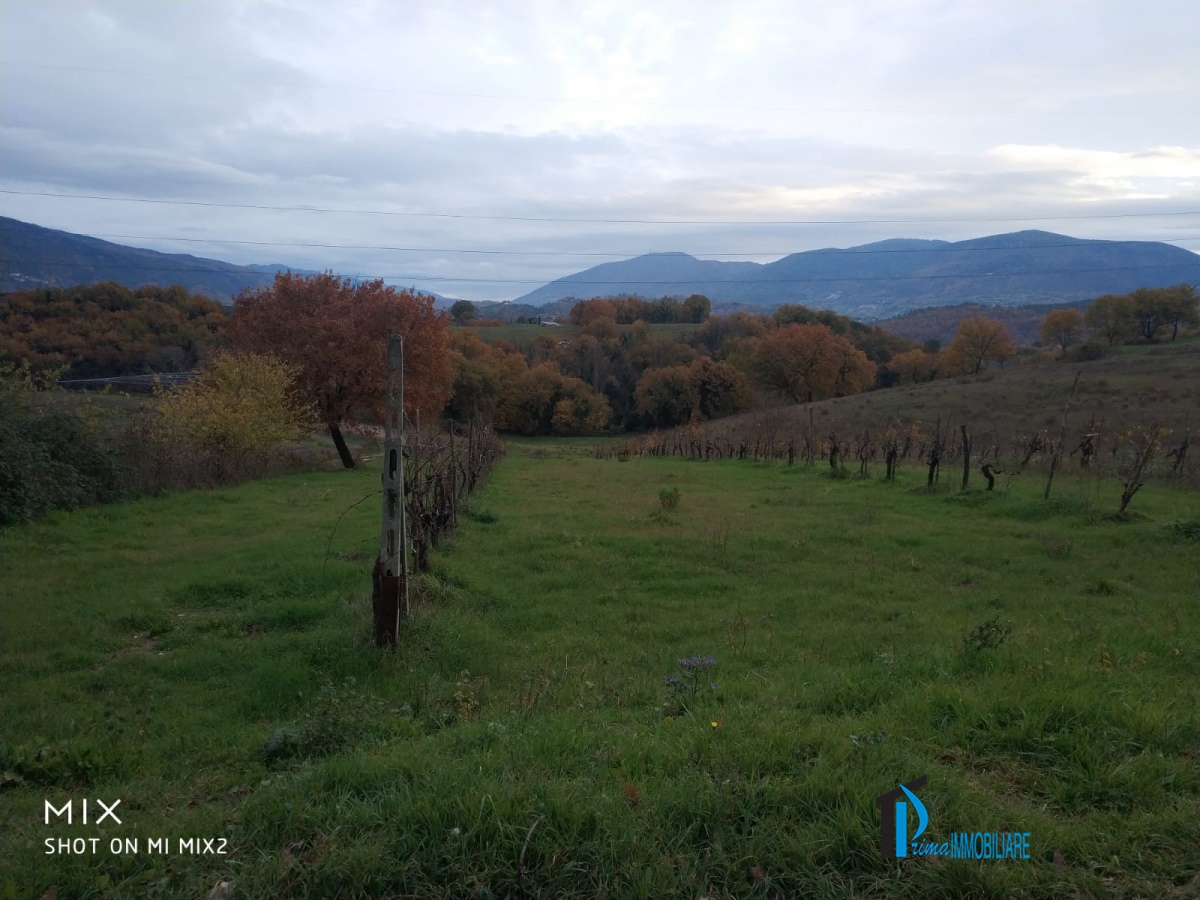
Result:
[569, 299, 618, 325]
[1159, 284, 1199, 341]
[444, 331, 526, 422]
[449, 299, 478, 325]
[1039, 308, 1085, 357]
[1085, 294, 1136, 346]
[688, 357, 751, 420]
[634, 366, 697, 428]
[155, 352, 311, 457]
[228, 272, 452, 468]
[752, 323, 875, 403]
[496, 363, 611, 435]
[1126, 286, 1195, 342]
[947, 316, 1016, 374]
[888, 348, 937, 383]
[682, 294, 712, 323]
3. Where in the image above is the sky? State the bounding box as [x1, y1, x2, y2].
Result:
[2, 0, 1198, 302]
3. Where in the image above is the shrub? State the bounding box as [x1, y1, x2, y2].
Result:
[155, 352, 311, 458]
[962, 616, 1012, 653]
[0, 388, 129, 526]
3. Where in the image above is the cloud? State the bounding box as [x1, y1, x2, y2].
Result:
[2, 0, 1197, 300]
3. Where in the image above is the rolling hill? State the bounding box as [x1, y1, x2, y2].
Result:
[513, 231, 1200, 319]
[0, 217, 296, 302]
[0, 217, 450, 305]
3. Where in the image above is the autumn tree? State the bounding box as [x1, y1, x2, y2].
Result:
[752, 323, 875, 403]
[634, 365, 696, 428]
[888, 348, 937, 383]
[1039, 308, 1085, 357]
[1126, 285, 1197, 342]
[449, 299, 478, 325]
[156, 352, 311, 457]
[947, 316, 1016, 374]
[1158, 284, 1199, 340]
[444, 331, 527, 422]
[0, 282, 226, 377]
[228, 272, 452, 468]
[496, 362, 611, 435]
[1085, 294, 1136, 346]
[689, 357, 751, 420]
[569, 299, 619, 325]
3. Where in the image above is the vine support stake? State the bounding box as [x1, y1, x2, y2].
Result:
[373, 335, 408, 648]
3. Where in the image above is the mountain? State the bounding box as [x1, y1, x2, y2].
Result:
[513, 231, 1200, 319]
[0, 218, 449, 304]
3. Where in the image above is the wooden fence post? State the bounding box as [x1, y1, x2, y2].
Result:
[373, 335, 407, 647]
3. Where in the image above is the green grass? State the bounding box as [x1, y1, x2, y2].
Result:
[2, 446, 1197, 898]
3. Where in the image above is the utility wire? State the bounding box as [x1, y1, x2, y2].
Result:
[82, 232, 1200, 258]
[4, 189, 1197, 226]
[4, 257, 1195, 285]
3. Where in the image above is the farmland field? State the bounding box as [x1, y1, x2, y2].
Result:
[2, 440, 1197, 898]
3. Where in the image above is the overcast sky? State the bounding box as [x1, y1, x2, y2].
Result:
[2, 0, 1198, 302]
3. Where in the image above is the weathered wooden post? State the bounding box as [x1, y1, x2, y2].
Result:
[373, 335, 408, 647]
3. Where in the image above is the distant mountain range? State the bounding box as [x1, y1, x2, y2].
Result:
[513, 231, 1200, 319]
[0, 217, 451, 304]
[3, 217, 1197, 317]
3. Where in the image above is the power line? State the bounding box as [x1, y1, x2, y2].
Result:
[5, 257, 1196, 285]
[83, 232, 1200, 257]
[4, 189, 1197, 226]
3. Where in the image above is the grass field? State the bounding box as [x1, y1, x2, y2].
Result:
[2, 442, 1197, 898]
[710, 338, 1200, 460]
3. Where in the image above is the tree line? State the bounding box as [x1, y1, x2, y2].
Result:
[3, 276, 1196, 473]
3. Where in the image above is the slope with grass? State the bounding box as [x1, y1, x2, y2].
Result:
[715, 338, 1200, 457]
[1, 444, 1197, 898]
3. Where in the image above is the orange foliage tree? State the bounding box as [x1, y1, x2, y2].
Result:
[946, 316, 1016, 374]
[227, 272, 452, 468]
[0, 282, 225, 377]
[752, 323, 875, 403]
[1039, 308, 1085, 356]
[495, 362, 611, 435]
[888, 348, 937, 383]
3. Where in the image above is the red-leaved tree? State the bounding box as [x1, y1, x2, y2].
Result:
[228, 272, 452, 468]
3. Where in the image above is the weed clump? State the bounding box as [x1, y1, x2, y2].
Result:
[661, 653, 719, 715]
[259, 679, 385, 768]
[1165, 520, 1200, 542]
[962, 616, 1012, 654]
[464, 504, 498, 524]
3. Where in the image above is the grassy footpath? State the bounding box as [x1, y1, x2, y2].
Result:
[2, 442, 1197, 898]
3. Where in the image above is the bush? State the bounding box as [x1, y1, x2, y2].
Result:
[962, 616, 1012, 653]
[0, 393, 129, 526]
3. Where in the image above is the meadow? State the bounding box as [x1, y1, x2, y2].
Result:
[1, 440, 1197, 898]
[711, 337, 1200, 453]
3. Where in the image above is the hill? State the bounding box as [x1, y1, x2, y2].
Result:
[0, 217, 450, 305]
[878, 300, 1089, 346]
[0, 217, 294, 302]
[513, 231, 1200, 319]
